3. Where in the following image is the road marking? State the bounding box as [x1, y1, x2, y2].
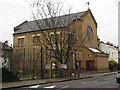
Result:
[44, 85, 56, 88]
[104, 82, 109, 83]
[61, 86, 69, 88]
[61, 82, 66, 83]
[29, 85, 40, 88]
[82, 82, 87, 84]
[87, 81, 90, 83]
[94, 81, 98, 82]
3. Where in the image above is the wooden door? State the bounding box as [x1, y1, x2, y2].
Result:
[86, 60, 94, 71]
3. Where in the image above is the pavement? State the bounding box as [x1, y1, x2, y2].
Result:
[2, 71, 117, 89]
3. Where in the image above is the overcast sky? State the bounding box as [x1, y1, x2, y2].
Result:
[0, 0, 118, 46]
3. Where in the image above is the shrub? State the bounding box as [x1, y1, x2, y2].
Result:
[2, 67, 19, 82]
[109, 60, 117, 71]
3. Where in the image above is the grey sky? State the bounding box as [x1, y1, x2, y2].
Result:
[0, 0, 118, 46]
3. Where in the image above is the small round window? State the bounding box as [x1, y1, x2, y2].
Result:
[87, 26, 93, 41]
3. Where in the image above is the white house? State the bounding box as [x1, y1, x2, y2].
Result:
[98, 41, 118, 63]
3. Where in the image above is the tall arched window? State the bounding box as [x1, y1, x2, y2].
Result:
[87, 26, 93, 41]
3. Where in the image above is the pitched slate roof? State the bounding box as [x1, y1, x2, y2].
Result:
[14, 11, 86, 35]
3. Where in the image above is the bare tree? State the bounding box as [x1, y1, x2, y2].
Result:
[30, 0, 76, 65]
[28, 0, 87, 78]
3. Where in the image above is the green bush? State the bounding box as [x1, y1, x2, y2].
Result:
[109, 60, 117, 71]
[2, 67, 19, 82]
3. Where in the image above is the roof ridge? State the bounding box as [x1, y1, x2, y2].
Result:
[28, 10, 86, 23]
[14, 20, 28, 29]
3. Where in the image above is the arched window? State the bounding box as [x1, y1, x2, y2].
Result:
[87, 26, 93, 41]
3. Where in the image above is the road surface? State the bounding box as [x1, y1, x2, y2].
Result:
[22, 74, 119, 89]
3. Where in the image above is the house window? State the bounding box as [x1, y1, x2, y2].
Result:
[51, 34, 54, 42]
[51, 34, 59, 43]
[18, 38, 24, 46]
[33, 36, 40, 44]
[18, 38, 21, 46]
[56, 34, 59, 41]
[21, 38, 24, 45]
[33, 36, 36, 44]
[37, 36, 40, 43]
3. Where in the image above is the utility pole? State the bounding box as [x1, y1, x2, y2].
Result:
[76, 14, 80, 78]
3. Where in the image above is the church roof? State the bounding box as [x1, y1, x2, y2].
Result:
[87, 46, 108, 56]
[13, 11, 86, 35]
[88, 47, 101, 53]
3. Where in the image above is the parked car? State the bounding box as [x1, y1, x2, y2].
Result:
[116, 71, 120, 83]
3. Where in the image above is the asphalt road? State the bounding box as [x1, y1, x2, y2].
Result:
[23, 74, 119, 89]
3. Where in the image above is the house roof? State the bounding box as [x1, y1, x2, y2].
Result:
[87, 46, 108, 56]
[13, 10, 87, 35]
